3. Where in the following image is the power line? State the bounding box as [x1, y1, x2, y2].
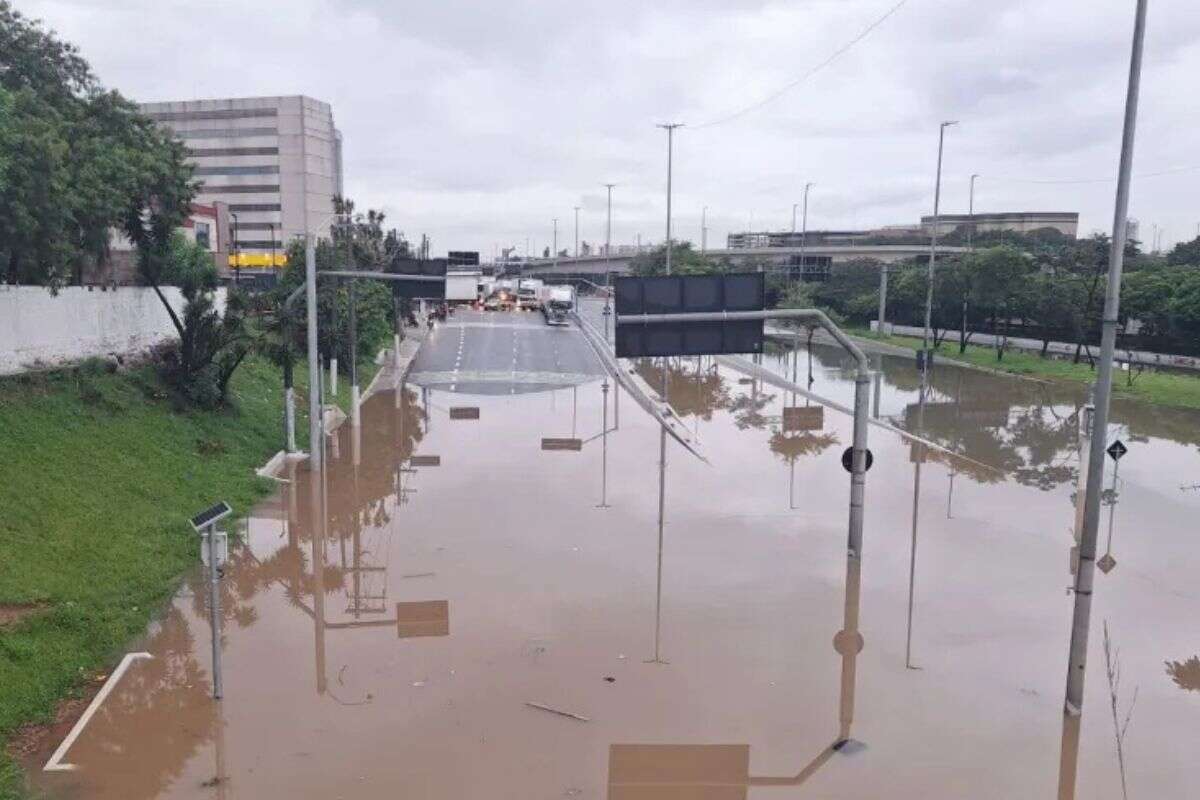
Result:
[692, 0, 913, 130]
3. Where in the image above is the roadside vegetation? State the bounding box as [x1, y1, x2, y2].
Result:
[0, 353, 382, 798]
[627, 229, 1200, 410]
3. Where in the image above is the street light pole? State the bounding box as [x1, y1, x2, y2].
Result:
[654, 122, 683, 662]
[1062, 0, 1147, 717]
[231, 212, 240, 286]
[574, 206, 581, 259]
[922, 121, 958, 372]
[553, 218, 559, 269]
[791, 203, 798, 234]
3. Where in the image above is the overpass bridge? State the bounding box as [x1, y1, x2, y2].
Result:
[516, 244, 969, 281]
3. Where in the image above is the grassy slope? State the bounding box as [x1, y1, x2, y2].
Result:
[0, 355, 372, 798]
[849, 327, 1200, 410]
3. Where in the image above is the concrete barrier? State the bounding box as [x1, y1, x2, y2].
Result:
[0, 285, 226, 376]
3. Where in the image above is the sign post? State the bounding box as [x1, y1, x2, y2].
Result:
[190, 502, 232, 700]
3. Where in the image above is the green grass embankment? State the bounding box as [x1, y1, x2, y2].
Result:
[848, 327, 1200, 410]
[0, 355, 374, 798]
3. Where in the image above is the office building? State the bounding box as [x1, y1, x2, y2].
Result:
[139, 95, 343, 267]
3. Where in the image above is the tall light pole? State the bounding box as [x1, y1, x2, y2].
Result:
[791, 203, 799, 234]
[799, 182, 813, 279]
[968, 174, 980, 250]
[701, 206, 708, 255]
[653, 122, 683, 666]
[1062, 0, 1147, 728]
[603, 183, 615, 286]
[552, 218, 559, 269]
[922, 121, 958, 372]
[574, 205, 581, 258]
[658, 123, 683, 275]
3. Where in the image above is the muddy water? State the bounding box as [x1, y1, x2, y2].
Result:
[25, 333, 1200, 799]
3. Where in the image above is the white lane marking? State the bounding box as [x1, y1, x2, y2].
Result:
[44, 652, 154, 772]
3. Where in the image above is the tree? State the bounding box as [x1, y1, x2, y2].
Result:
[1022, 271, 1085, 356]
[628, 242, 722, 276]
[156, 234, 252, 406]
[966, 246, 1032, 360]
[1, 3, 196, 289]
[1167, 236, 1200, 267]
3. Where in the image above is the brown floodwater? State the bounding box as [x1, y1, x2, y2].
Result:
[24, 326, 1200, 799]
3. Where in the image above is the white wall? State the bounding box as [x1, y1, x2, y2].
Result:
[0, 286, 227, 376]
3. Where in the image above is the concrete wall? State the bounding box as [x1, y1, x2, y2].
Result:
[0, 286, 226, 376]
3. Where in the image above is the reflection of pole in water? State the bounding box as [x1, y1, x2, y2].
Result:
[947, 469, 955, 519]
[213, 698, 228, 800]
[906, 385, 927, 671]
[1102, 458, 1121, 568]
[649, 357, 669, 665]
[598, 380, 611, 509]
[310, 461, 327, 696]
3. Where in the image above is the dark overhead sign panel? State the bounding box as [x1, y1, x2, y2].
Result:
[613, 273, 765, 358]
[391, 257, 447, 300]
[448, 251, 480, 267]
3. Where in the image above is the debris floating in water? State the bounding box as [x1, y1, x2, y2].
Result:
[525, 702, 590, 722]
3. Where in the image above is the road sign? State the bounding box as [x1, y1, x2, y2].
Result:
[841, 447, 874, 473]
[410, 455, 441, 467]
[391, 257, 448, 299]
[189, 501, 232, 532]
[449, 406, 480, 420]
[542, 438, 583, 451]
[1106, 440, 1128, 461]
[783, 406, 824, 432]
[396, 600, 450, 638]
[1097, 553, 1117, 574]
[613, 273, 765, 358]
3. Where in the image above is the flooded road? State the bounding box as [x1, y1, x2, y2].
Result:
[26, 304, 1200, 799]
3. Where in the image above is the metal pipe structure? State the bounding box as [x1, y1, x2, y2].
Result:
[619, 308, 871, 560]
[922, 121, 957, 371]
[1063, 0, 1147, 716]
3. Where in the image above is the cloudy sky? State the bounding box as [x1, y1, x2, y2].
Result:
[20, 0, 1200, 256]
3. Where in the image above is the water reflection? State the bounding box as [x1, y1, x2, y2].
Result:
[610, 543, 865, 796]
[1165, 655, 1200, 692]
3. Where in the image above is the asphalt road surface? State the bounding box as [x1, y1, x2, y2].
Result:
[407, 308, 605, 394]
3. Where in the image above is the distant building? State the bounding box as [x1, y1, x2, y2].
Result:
[728, 211, 1079, 249]
[100, 202, 229, 284]
[1126, 218, 1140, 246]
[921, 212, 1078, 237]
[139, 95, 343, 269]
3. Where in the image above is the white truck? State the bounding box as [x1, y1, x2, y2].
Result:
[541, 285, 575, 326]
[517, 278, 544, 311]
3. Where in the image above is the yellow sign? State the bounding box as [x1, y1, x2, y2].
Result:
[228, 252, 287, 268]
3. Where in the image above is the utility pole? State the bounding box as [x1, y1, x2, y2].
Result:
[791, 203, 798, 234]
[922, 121, 958, 372]
[799, 182, 813, 279]
[701, 206, 708, 255]
[1062, 0, 1147, 721]
[877, 264, 888, 334]
[968, 174, 980, 250]
[552, 218, 559, 269]
[574, 205, 581, 258]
